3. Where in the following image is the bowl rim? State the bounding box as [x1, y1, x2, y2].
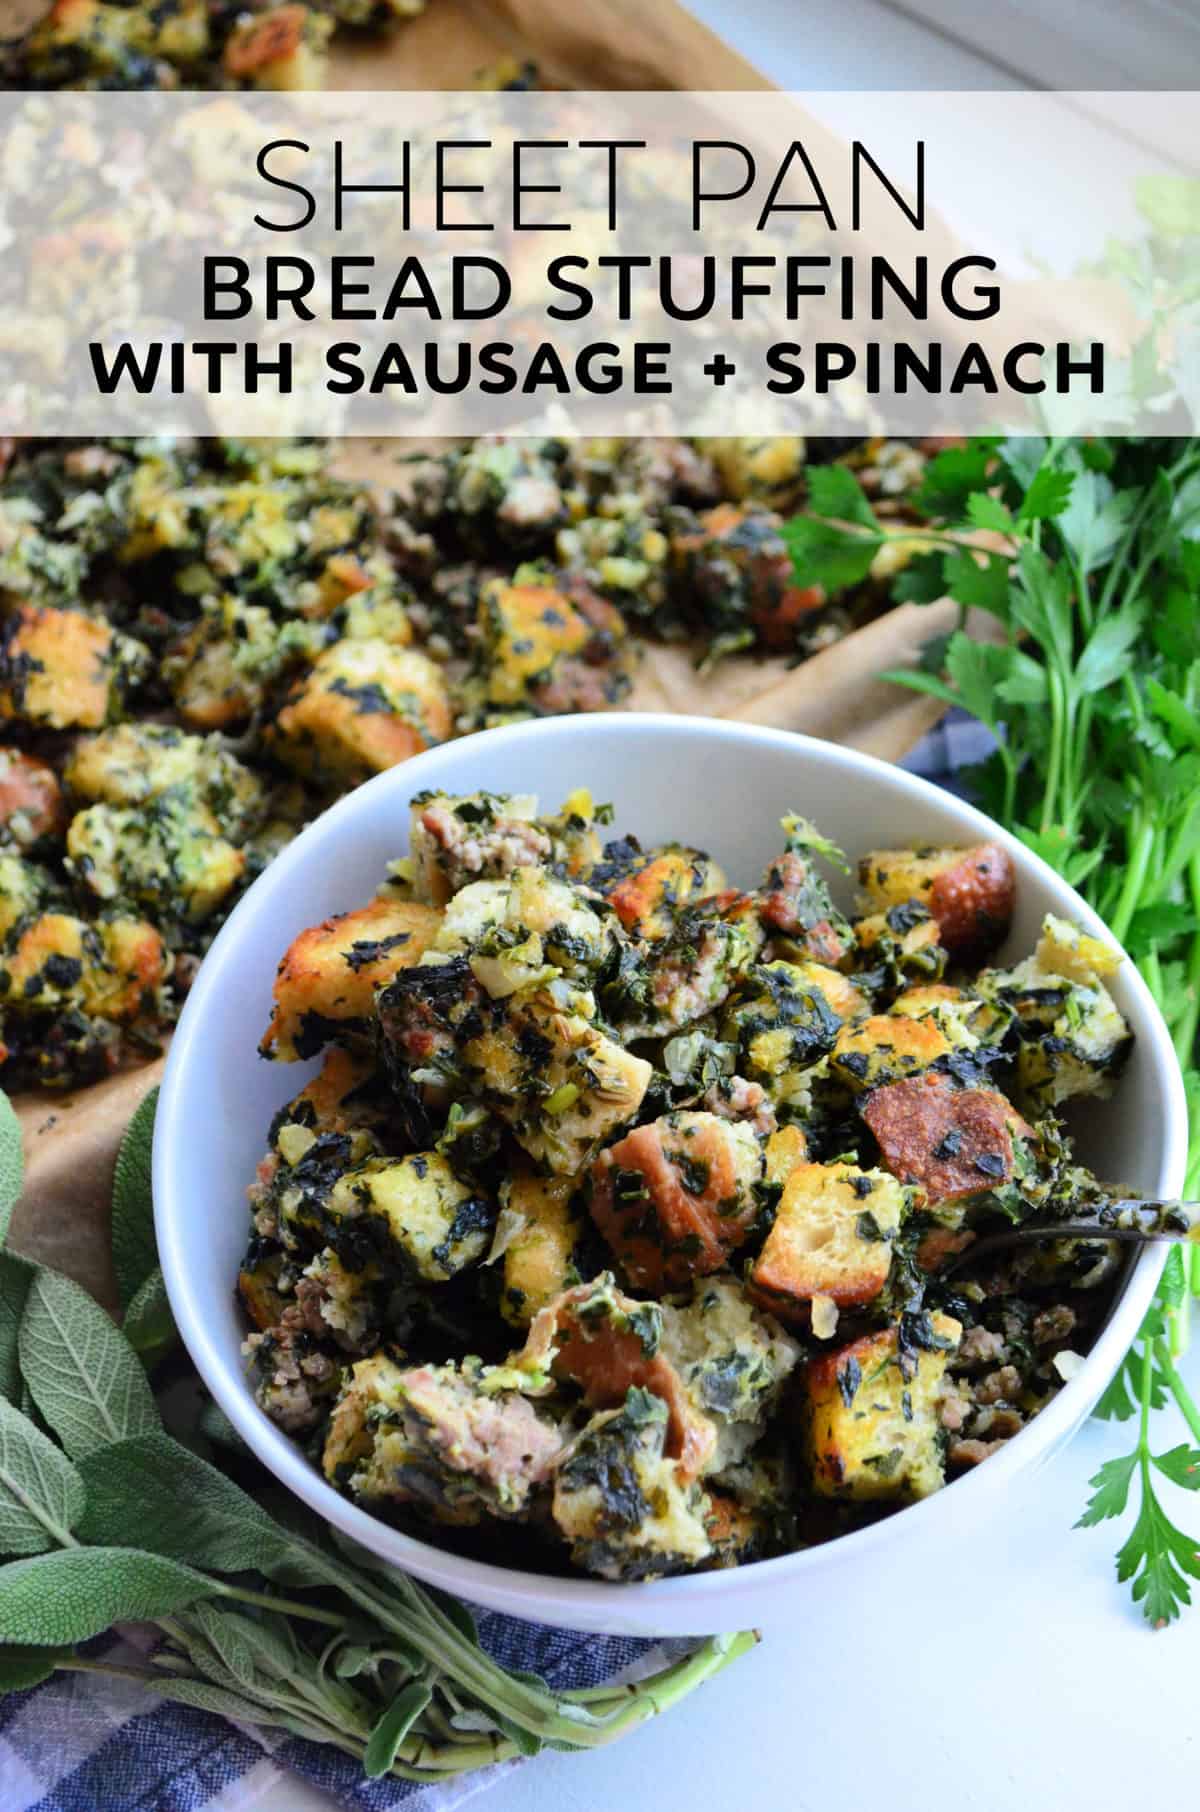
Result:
[154, 712, 1189, 1621]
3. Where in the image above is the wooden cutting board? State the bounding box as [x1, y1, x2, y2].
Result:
[7, 0, 953, 1308]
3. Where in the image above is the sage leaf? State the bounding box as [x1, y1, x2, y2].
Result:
[143, 1671, 288, 1730]
[19, 1269, 159, 1458]
[332, 1642, 376, 1680]
[77, 1433, 322, 1583]
[0, 1251, 35, 1406]
[0, 1093, 23, 1248]
[0, 1644, 70, 1694]
[364, 1680, 433, 1777]
[121, 1266, 177, 1371]
[190, 1601, 302, 1691]
[0, 1547, 218, 1644]
[0, 1396, 85, 1555]
[110, 1088, 159, 1310]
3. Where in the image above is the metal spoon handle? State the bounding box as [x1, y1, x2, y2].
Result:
[944, 1200, 1200, 1274]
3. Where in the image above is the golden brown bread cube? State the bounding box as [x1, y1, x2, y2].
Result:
[0, 910, 165, 1023]
[476, 577, 630, 716]
[500, 1169, 587, 1328]
[260, 897, 441, 1060]
[271, 640, 452, 787]
[749, 1162, 903, 1322]
[464, 988, 652, 1175]
[857, 843, 1015, 960]
[221, 3, 332, 90]
[164, 599, 272, 730]
[604, 847, 727, 941]
[0, 605, 141, 731]
[81, 917, 167, 1021]
[277, 1048, 382, 1138]
[805, 1312, 961, 1501]
[0, 913, 90, 1011]
[829, 1013, 951, 1092]
[762, 1123, 808, 1188]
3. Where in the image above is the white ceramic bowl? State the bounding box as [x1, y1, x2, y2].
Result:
[155, 714, 1189, 1636]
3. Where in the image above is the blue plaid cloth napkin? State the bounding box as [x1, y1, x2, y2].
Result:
[0, 709, 986, 1812]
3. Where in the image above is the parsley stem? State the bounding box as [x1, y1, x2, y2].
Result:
[1152, 1340, 1200, 1449]
[221, 1583, 347, 1630]
[1041, 666, 1068, 833]
[1138, 1337, 1155, 1462]
[1110, 819, 1156, 945]
[1171, 853, 1200, 1070]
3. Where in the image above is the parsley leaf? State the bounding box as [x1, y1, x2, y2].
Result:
[1077, 1453, 1138, 1526]
[1116, 1478, 1200, 1627]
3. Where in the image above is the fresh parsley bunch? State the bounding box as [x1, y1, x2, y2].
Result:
[0, 1092, 751, 1778]
[787, 434, 1200, 1625]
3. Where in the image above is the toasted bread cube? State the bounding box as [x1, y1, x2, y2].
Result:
[81, 917, 167, 1021]
[322, 1352, 407, 1483]
[66, 722, 263, 834]
[1035, 913, 1122, 986]
[477, 578, 592, 712]
[0, 907, 162, 1024]
[238, 1247, 287, 1333]
[830, 1013, 951, 1092]
[858, 844, 1015, 959]
[277, 1048, 386, 1140]
[863, 1071, 1025, 1204]
[1, 912, 90, 1011]
[662, 1275, 800, 1452]
[0, 605, 144, 730]
[260, 897, 441, 1060]
[271, 1126, 379, 1252]
[272, 640, 451, 787]
[694, 436, 807, 507]
[327, 1152, 494, 1283]
[0, 852, 45, 938]
[978, 917, 1131, 1110]
[0, 748, 65, 849]
[749, 1163, 903, 1322]
[435, 866, 614, 994]
[222, 2, 331, 89]
[763, 1123, 808, 1187]
[164, 598, 275, 730]
[589, 1110, 763, 1292]
[551, 1390, 713, 1580]
[852, 908, 946, 986]
[789, 960, 870, 1022]
[464, 987, 651, 1174]
[67, 791, 244, 923]
[806, 1312, 961, 1500]
[723, 959, 847, 1086]
[890, 983, 1011, 1051]
[500, 1170, 587, 1328]
[604, 846, 727, 941]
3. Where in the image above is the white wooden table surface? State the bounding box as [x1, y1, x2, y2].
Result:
[257, 8, 1200, 1808]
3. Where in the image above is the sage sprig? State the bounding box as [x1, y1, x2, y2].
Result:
[0, 1090, 753, 1783]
